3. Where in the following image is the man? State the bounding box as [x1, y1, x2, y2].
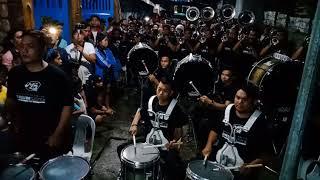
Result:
[202, 84, 272, 179]
[128, 78, 187, 180]
[4, 31, 73, 160]
[65, 29, 96, 85]
[195, 68, 238, 149]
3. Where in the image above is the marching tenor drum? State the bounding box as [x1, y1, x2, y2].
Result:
[186, 160, 234, 180]
[120, 143, 160, 180]
[173, 54, 216, 97]
[39, 155, 90, 180]
[127, 42, 158, 76]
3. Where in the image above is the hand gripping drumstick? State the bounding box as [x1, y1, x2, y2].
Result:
[141, 60, 150, 74]
[189, 81, 201, 96]
[16, 153, 36, 166]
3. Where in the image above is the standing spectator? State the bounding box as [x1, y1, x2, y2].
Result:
[89, 15, 103, 45]
[65, 29, 96, 85]
[3, 31, 73, 160]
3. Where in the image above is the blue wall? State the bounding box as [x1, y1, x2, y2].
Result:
[33, 0, 71, 43]
[82, 0, 114, 28]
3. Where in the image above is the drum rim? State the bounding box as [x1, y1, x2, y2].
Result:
[186, 160, 234, 180]
[39, 155, 90, 179]
[120, 143, 160, 169]
[0, 165, 36, 180]
[247, 55, 282, 88]
[127, 42, 156, 61]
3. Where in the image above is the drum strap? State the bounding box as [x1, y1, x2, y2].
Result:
[148, 95, 177, 121]
[223, 104, 261, 132]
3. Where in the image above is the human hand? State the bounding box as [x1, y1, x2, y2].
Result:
[129, 124, 138, 136]
[202, 145, 212, 157]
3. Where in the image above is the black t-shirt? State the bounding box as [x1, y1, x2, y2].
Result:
[7, 64, 73, 140]
[140, 97, 187, 141]
[210, 81, 237, 104]
[212, 106, 272, 163]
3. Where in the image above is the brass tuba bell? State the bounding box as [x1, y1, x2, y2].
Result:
[186, 6, 200, 22]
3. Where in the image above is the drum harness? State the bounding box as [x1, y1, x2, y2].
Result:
[216, 104, 261, 169]
[146, 95, 177, 150]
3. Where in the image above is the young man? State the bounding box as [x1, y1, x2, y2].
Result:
[128, 78, 187, 180]
[202, 84, 272, 180]
[195, 68, 238, 149]
[4, 31, 73, 160]
[65, 29, 96, 85]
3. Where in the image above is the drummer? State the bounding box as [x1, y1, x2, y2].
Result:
[195, 67, 238, 149]
[201, 84, 272, 180]
[142, 54, 175, 108]
[129, 77, 187, 180]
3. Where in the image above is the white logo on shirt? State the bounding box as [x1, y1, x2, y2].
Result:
[25, 81, 41, 92]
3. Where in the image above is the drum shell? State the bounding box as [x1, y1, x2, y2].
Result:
[247, 57, 303, 109]
[0, 165, 35, 180]
[120, 143, 160, 169]
[120, 143, 160, 180]
[39, 155, 90, 180]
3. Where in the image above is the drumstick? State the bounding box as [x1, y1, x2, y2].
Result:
[143, 142, 183, 148]
[133, 135, 137, 154]
[141, 60, 149, 74]
[213, 164, 264, 171]
[203, 155, 208, 166]
[189, 81, 201, 96]
[16, 153, 36, 166]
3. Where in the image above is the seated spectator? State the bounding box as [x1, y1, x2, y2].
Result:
[1, 29, 23, 70]
[46, 49, 63, 67]
[86, 75, 113, 124]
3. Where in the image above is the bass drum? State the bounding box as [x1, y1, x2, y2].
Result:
[173, 54, 216, 97]
[127, 42, 158, 76]
[247, 56, 303, 110]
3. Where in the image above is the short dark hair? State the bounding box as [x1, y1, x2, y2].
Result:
[90, 15, 101, 22]
[159, 76, 175, 91]
[22, 30, 48, 57]
[239, 83, 258, 100]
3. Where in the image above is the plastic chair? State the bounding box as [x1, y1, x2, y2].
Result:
[70, 114, 96, 162]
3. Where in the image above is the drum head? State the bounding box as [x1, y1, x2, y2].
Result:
[0, 165, 35, 180]
[40, 156, 90, 180]
[121, 143, 160, 169]
[187, 160, 233, 180]
[174, 54, 216, 96]
[127, 42, 158, 75]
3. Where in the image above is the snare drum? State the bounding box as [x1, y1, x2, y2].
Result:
[121, 143, 160, 180]
[39, 155, 90, 180]
[186, 160, 233, 180]
[0, 165, 35, 180]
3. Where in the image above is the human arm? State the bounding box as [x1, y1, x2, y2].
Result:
[202, 130, 218, 157]
[129, 108, 141, 136]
